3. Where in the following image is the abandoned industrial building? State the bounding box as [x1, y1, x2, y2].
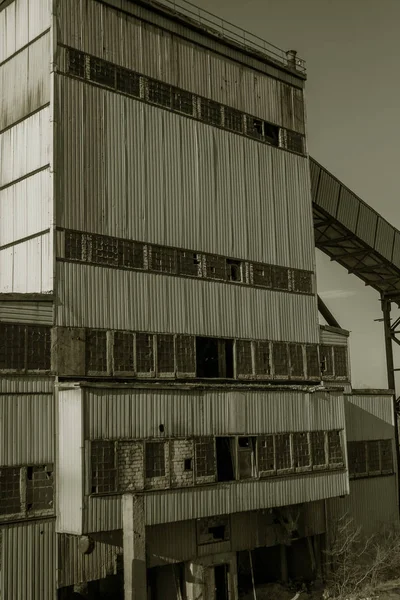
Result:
[0, 0, 399, 598]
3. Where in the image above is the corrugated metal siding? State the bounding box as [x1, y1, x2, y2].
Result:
[320, 328, 348, 346]
[328, 476, 398, 536]
[0, 0, 51, 64]
[375, 217, 395, 262]
[56, 262, 319, 343]
[0, 375, 54, 394]
[56, 77, 312, 269]
[85, 495, 122, 533]
[56, 0, 304, 131]
[57, 533, 118, 587]
[0, 32, 50, 130]
[58, 388, 84, 535]
[83, 387, 344, 439]
[0, 519, 56, 600]
[345, 393, 395, 441]
[0, 169, 52, 247]
[0, 233, 53, 293]
[0, 300, 53, 324]
[0, 394, 54, 465]
[336, 187, 359, 233]
[315, 169, 340, 216]
[147, 520, 196, 567]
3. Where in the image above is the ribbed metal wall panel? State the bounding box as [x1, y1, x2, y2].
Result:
[315, 169, 340, 216]
[0, 394, 54, 465]
[56, 77, 312, 269]
[336, 187, 359, 233]
[57, 533, 118, 587]
[0, 233, 53, 293]
[0, 107, 50, 187]
[147, 520, 197, 567]
[355, 202, 377, 248]
[0, 300, 53, 324]
[319, 327, 348, 346]
[58, 388, 84, 535]
[0, 169, 52, 247]
[375, 217, 395, 262]
[0, 375, 54, 394]
[85, 495, 122, 533]
[345, 393, 395, 441]
[392, 231, 400, 269]
[0, 0, 51, 64]
[56, 262, 319, 342]
[0, 519, 56, 600]
[0, 32, 50, 130]
[83, 387, 344, 439]
[328, 476, 398, 536]
[56, 0, 304, 131]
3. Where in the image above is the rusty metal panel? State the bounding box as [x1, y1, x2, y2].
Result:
[0, 301, 53, 324]
[314, 169, 340, 216]
[345, 392, 395, 441]
[57, 533, 118, 587]
[0, 393, 54, 465]
[0, 0, 51, 64]
[0, 233, 53, 293]
[0, 375, 54, 394]
[375, 217, 395, 262]
[355, 202, 378, 248]
[57, 388, 84, 535]
[336, 187, 360, 234]
[0, 519, 56, 600]
[147, 520, 196, 567]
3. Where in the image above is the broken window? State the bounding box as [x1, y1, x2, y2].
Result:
[118, 240, 144, 269]
[86, 330, 108, 373]
[380, 439, 394, 473]
[246, 116, 264, 139]
[320, 345, 333, 377]
[0, 467, 20, 515]
[91, 234, 119, 266]
[273, 342, 289, 377]
[275, 434, 292, 470]
[272, 265, 289, 290]
[150, 246, 177, 274]
[264, 122, 279, 146]
[113, 331, 134, 372]
[200, 98, 222, 126]
[0, 323, 25, 370]
[310, 431, 326, 468]
[176, 335, 195, 374]
[65, 230, 85, 261]
[293, 433, 310, 469]
[67, 48, 85, 78]
[236, 340, 253, 377]
[172, 87, 194, 115]
[195, 438, 215, 478]
[334, 346, 348, 378]
[89, 57, 115, 87]
[292, 270, 312, 294]
[156, 334, 175, 374]
[178, 250, 202, 277]
[348, 441, 367, 477]
[306, 345, 321, 379]
[258, 436, 275, 473]
[26, 326, 51, 371]
[205, 254, 226, 281]
[26, 465, 54, 511]
[238, 437, 257, 479]
[184, 458, 192, 471]
[284, 130, 304, 154]
[116, 67, 140, 97]
[252, 263, 272, 288]
[216, 437, 236, 482]
[328, 430, 343, 466]
[224, 107, 243, 133]
[147, 79, 172, 107]
[197, 516, 230, 545]
[367, 440, 381, 474]
[145, 441, 166, 478]
[136, 333, 154, 374]
[226, 259, 242, 282]
[196, 337, 234, 379]
[91, 441, 117, 494]
[289, 344, 304, 378]
[254, 341, 271, 376]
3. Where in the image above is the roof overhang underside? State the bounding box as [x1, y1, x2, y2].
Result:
[310, 158, 400, 305]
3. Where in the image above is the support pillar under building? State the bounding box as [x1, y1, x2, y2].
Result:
[122, 494, 146, 600]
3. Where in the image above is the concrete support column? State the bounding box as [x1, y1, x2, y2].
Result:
[122, 494, 146, 600]
[185, 562, 206, 600]
[185, 553, 238, 600]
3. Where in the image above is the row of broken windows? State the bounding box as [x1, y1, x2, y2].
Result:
[64, 229, 313, 295]
[85, 328, 335, 381]
[0, 323, 51, 372]
[66, 48, 305, 155]
[90, 430, 344, 495]
[0, 464, 54, 517]
[347, 440, 394, 478]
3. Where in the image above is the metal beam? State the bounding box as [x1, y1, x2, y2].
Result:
[316, 235, 358, 247]
[317, 296, 341, 329]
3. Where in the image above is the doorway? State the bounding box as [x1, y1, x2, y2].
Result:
[214, 564, 230, 600]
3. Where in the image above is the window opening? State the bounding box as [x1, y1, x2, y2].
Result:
[334, 346, 348, 377]
[91, 234, 118, 266]
[275, 434, 292, 470]
[311, 431, 326, 467]
[150, 246, 177, 274]
[226, 259, 242, 282]
[258, 436, 275, 473]
[289, 344, 304, 378]
[238, 437, 256, 479]
[293, 433, 310, 469]
[26, 326, 51, 370]
[145, 441, 166, 478]
[136, 333, 154, 373]
[178, 250, 201, 277]
[89, 57, 115, 87]
[147, 79, 172, 107]
[86, 330, 108, 373]
[113, 331, 134, 372]
[272, 265, 289, 290]
[26, 465, 54, 511]
[292, 269, 312, 294]
[91, 441, 117, 494]
[236, 340, 253, 376]
[328, 430, 343, 465]
[200, 98, 222, 126]
[157, 334, 175, 373]
[247, 116, 263, 139]
[176, 335, 195, 374]
[320, 345, 333, 376]
[205, 254, 226, 280]
[196, 337, 234, 379]
[184, 458, 192, 471]
[216, 437, 235, 482]
[252, 263, 272, 288]
[367, 440, 380, 474]
[0, 323, 25, 370]
[214, 564, 230, 600]
[380, 439, 393, 473]
[118, 240, 144, 269]
[254, 341, 270, 376]
[116, 67, 140, 96]
[65, 230, 85, 261]
[172, 88, 193, 115]
[224, 106, 243, 133]
[348, 441, 367, 477]
[0, 467, 20, 515]
[273, 342, 289, 377]
[306, 345, 320, 379]
[67, 48, 85, 78]
[264, 122, 279, 146]
[195, 438, 215, 478]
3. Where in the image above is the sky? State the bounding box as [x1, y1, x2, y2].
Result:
[191, 0, 400, 390]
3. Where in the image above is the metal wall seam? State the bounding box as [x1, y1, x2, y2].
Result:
[0, 0, 51, 64]
[0, 233, 53, 293]
[0, 519, 56, 600]
[0, 394, 54, 465]
[56, 262, 319, 342]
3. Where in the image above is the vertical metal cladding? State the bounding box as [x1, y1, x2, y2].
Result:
[0, 375, 54, 394]
[345, 392, 395, 441]
[355, 202, 377, 248]
[0, 233, 54, 293]
[336, 187, 360, 234]
[0, 0, 51, 63]
[0, 394, 54, 465]
[56, 77, 313, 269]
[146, 520, 197, 567]
[56, 0, 304, 131]
[315, 168, 340, 216]
[375, 217, 395, 262]
[0, 519, 56, 600]
[56, 262, 319, 342]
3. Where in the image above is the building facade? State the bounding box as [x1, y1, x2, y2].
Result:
[0, 0, 398, 598]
